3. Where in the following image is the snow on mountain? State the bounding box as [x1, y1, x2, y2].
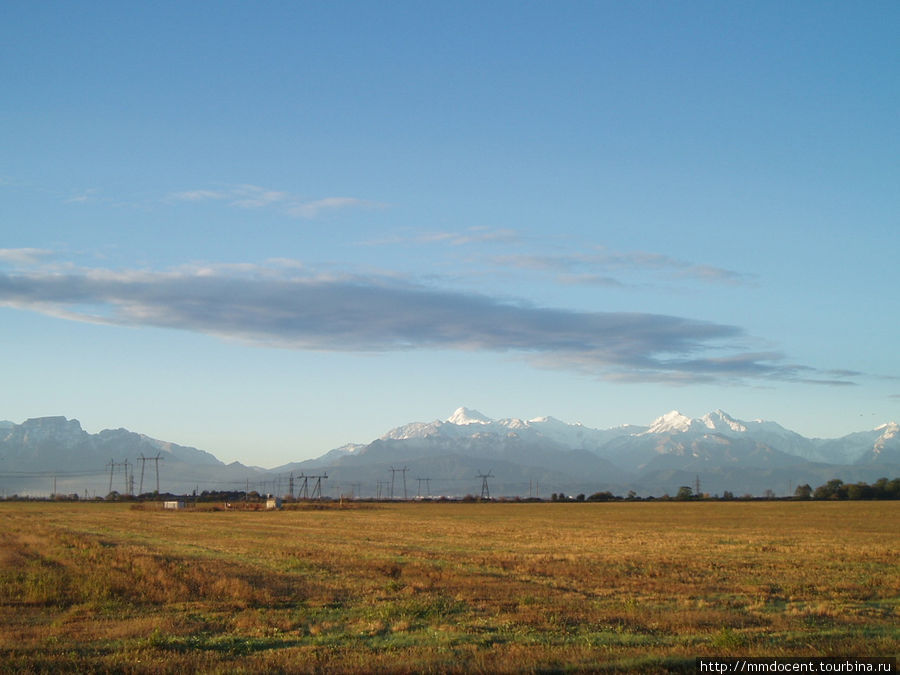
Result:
[375, 407, 640, 453]
[876, 422, 899, 440]
[380, 419, 445, 441]
[643, 410, 699, 434]
[447, 407, 492, 425]
[702, 410, 748, 433]
[4, 409, 898, 499]
[855, 422, 900, 464]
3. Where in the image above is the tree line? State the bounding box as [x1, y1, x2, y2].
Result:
[547, 477, 900, 502]
[792, 477, 900, 500]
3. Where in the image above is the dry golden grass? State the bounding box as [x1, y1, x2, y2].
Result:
[0, 500, 897, 673]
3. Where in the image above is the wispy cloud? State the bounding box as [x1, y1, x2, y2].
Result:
[0, 260, 846, 386]
[364, 227, 521, 247]
[169, 189, 230, 202]
[287, 197, 378, 219]
[0, 248, 55, 266]
[364, 230, 752, 289]
[64, 188, 102, 204]
[167, 184, 383, 219]
[491, 249, 753, 287]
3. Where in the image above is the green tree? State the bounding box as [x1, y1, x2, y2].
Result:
[675, 486, 693, 501]
[794, 484, 812, 500]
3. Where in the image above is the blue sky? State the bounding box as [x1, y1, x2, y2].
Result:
[2, 1, 898, 467]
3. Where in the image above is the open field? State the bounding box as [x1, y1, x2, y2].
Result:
[0, 501, 897, 673]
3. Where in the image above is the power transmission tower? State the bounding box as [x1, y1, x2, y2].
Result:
[137, 453, 163, 495]
[477, 470, 494, 500]
[310, 473, 327, 500]
[107, 459, 130, 495]
[389, 466, 408, 500]
[694, 474, 701, 498]
[416, 477, 431, 498]
[297, 474, 309, 499]
[376, 480, 390, 500]
[138, 455, 147, 495]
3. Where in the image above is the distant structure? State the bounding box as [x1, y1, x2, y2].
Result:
[477, 470, 494, 499]
[163, 500, 185, 510]
[266, 496, 283, 510]
[416, 477, 431, 498]
[137, 453, 163, 494]
[390, 466, 408, 500]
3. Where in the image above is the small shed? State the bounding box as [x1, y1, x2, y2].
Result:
[266, 496, 283, 510]
[164, 500, 185, 510]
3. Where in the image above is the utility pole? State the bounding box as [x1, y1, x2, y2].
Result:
[694, 474, 701, 498]
[477, 470, 494, 500]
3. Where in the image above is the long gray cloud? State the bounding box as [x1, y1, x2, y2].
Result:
[0, 265, 849, 385]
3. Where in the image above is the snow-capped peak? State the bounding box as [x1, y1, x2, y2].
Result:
[447, 407, 492, 425]
[646, 410, 695, 434]
[702, 410, 747, 433]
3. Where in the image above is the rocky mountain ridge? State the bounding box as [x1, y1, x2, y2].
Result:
[2, 409, 898, 498]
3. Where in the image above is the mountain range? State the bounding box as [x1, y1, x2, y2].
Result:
[1, 408, 898, 498]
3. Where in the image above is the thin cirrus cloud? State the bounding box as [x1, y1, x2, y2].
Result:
[363, 230, 751, 287]
[362, 227, 521, 247]
[491, 251, 754, 286]
[0, 248, 54, 265]
[167, 185, 383, 218]
[0, 259, 851, 386]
